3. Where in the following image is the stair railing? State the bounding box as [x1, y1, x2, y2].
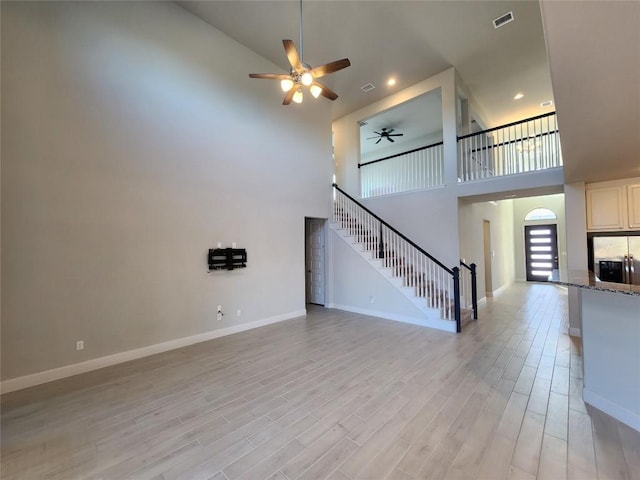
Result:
[459, 260, 478, 320]
[332, 183, 463, 332]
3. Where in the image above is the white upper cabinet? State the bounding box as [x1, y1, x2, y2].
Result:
[586, 179, 640, 231]
[628, 183, 640, 229]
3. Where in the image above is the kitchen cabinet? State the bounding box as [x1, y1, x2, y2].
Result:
[628, 183, 640, 229]
[586, 180, 640, 231]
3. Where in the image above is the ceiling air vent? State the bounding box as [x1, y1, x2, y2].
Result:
[493, 11, 514, 29]
[360, 83, 376, 93]
[540, 100, 554, 108]
[358, 120, 368, 127]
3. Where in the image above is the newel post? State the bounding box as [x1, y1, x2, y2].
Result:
[453, 266, 461, 333]
[470, 263, 478, 320]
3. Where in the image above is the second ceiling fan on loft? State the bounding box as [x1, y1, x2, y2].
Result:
[248, 0, 350, 105]
[368, 128, 404, 144]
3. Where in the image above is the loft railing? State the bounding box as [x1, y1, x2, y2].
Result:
[333, 183, 467, 332]
[359, 141, 444, 198]
[457, 112, 562, 182]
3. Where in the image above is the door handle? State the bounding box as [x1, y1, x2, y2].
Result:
[624, 255, 629, 284]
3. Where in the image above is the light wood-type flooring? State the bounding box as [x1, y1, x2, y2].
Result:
[2, 283, 639, 479]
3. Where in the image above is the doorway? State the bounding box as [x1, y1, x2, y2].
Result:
[305, 218, 326, 305]
[524, 224, 558, 281]
[483, 220, 493, 297]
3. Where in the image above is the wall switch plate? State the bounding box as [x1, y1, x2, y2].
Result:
[76, 340, 84, 351]
[370, 296, 375, 304]
[217, 305, 222, 312]
[237, 309, 241, 317]
[217, 242, 222, 248]
[232, 242, 237, 248]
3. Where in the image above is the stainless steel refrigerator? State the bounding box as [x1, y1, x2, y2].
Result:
[592, 235, 640, 285]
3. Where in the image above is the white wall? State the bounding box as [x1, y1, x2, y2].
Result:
[329, 230, 435, 320]
[458, 199, 515, 299]
[1, 2, 332, 381]
[512, 194, 567, 282]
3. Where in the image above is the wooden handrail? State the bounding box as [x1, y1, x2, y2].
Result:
[457, 111, 557, 141]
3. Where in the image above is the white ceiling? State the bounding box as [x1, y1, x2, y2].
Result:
[178, 0, 553, 126]
[177, 0, 640, 184]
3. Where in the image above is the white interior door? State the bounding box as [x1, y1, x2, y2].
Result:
[306, 218, 325, 305]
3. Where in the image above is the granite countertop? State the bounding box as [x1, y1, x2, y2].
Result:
[549, 269, 640, 297]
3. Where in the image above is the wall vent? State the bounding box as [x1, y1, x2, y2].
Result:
[540, 100, 554, 108]
[358, 120, 368, 127]
[360, 83, 376, 93]
[493, 11, 514, 29]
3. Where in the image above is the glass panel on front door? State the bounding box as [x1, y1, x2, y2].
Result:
[525, 224, 558, 281]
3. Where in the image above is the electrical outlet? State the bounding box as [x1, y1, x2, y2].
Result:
[369, 296, 375, 304]
[217, 312, 223, 321]
[76, 340, 84, 351]
[217, 305, 223, 321]
[237, 309, 241, 317]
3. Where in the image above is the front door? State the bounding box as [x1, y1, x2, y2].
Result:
[525, 224, 558, 282]
[305, 218, 325, 305]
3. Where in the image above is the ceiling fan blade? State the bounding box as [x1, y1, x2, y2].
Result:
[388, 137, 395, 143]
[366, 136, 379, 140]
[249, 73, 291, 80]
[283, 39, 303, 72]
[282, 88, 295, 105]
[373, 131, 382, 136]
[312, 81, 338, 101]
[389, 133, 404, 137]
[376, 138, 382, 144]
[310, 58, 351, 78]
[386, 128, 394, 134]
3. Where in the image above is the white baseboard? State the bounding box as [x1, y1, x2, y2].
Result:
[492, 282, 512, 298]
[569, 327, 582, 337]
[583, 387, 640, 433]
[0, 309, 306, 394]
[330, 304, 457, 333]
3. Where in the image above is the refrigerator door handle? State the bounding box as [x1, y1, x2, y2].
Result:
[630, 254, 635, 284]
[623, 255, 630, 284]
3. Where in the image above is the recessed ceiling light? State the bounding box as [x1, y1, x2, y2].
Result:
[541, 100, 554, 108]
[387, 78, 396, 86]
[514, 93, 524, 100]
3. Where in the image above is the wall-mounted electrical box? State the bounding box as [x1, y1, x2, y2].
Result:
[208, 248, 247, 271]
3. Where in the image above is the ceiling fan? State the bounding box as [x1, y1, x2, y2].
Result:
[367, 128, 404, 144]
[248, 0, 350, 105]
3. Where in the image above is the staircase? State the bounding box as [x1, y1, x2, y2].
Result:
[331, 184, 475, 333]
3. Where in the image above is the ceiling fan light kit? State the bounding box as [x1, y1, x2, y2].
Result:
[248, 0, 350, 105]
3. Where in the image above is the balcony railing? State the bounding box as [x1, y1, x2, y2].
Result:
[457, 112, 562, 182]
[357, 112, 562, 198]
[359, 142, 444, 199]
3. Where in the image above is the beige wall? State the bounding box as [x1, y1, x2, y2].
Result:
[458, 199, 515, 299]
[1, 2, 332, 380]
